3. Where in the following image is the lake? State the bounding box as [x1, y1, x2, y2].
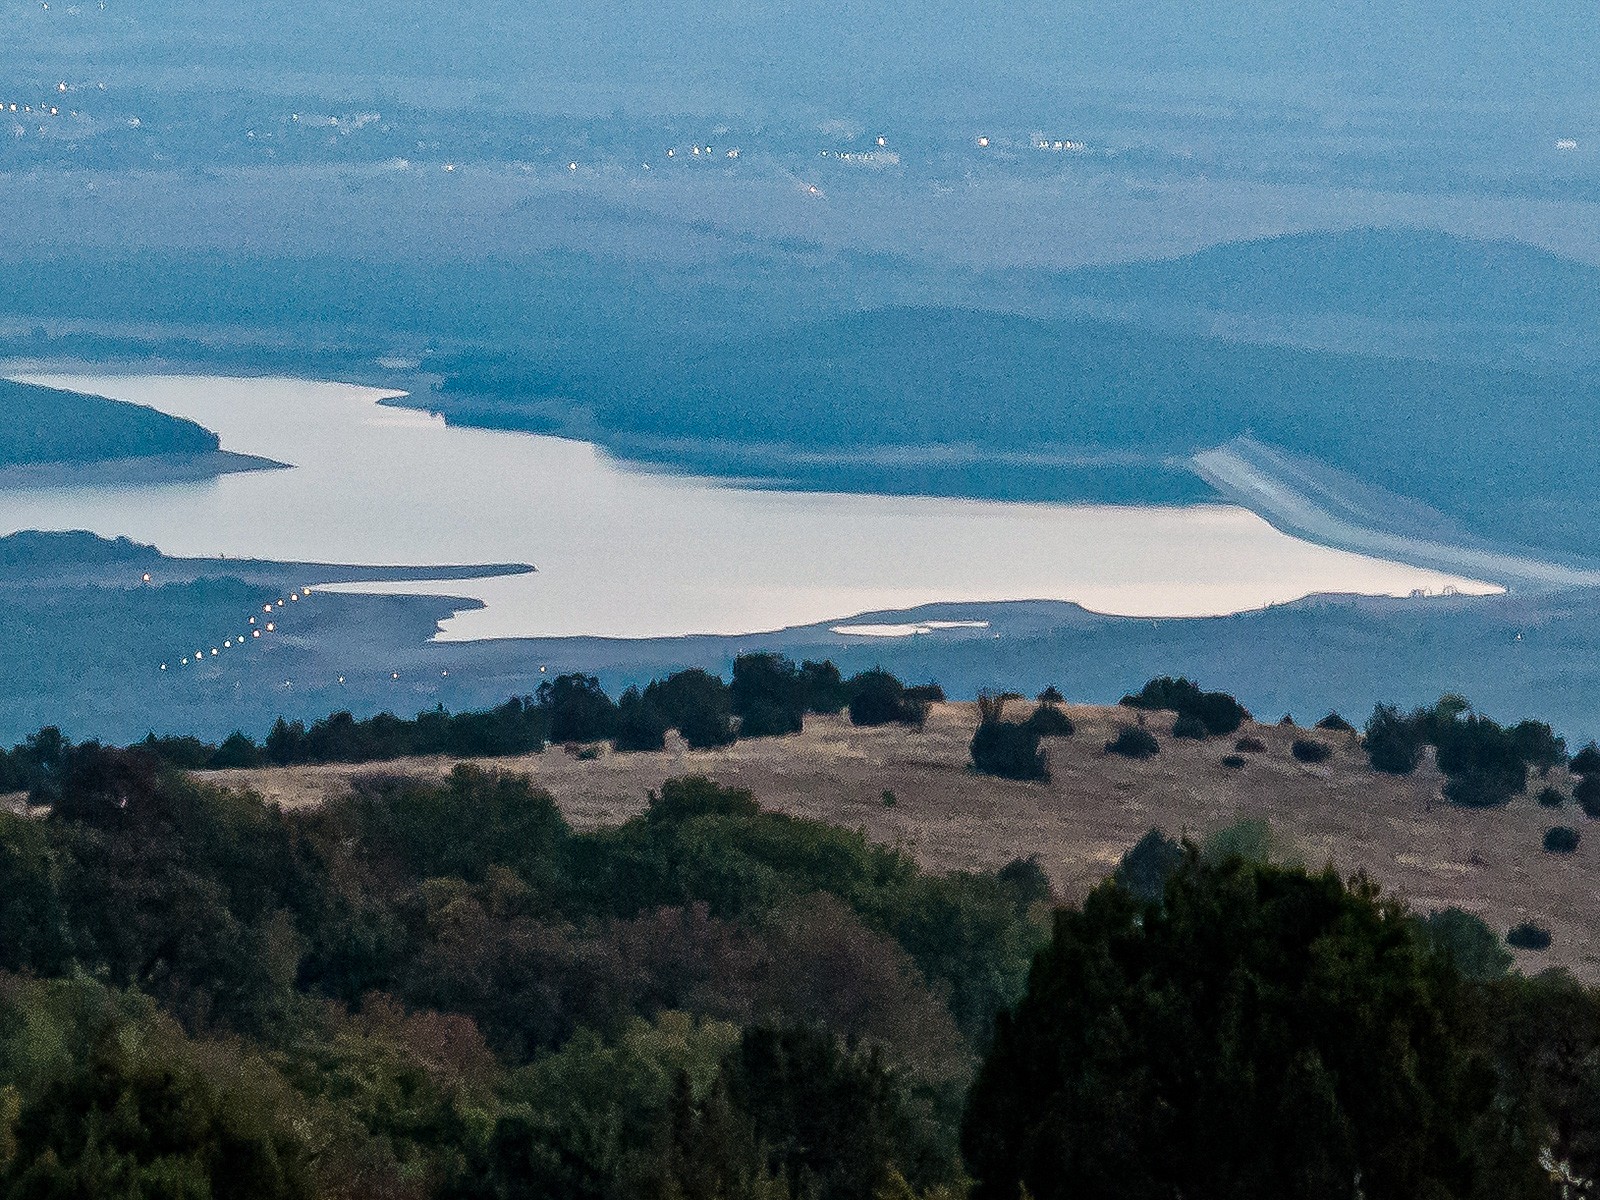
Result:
[1, 373, 1498, 640]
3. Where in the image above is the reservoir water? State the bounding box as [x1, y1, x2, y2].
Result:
[1, 373, 1498, 639]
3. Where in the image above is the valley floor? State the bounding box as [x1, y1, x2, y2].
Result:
[198, 701, 1593, 980]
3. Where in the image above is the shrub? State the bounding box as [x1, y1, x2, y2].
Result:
[1105, 728, 1159, 760]
[1422, 908, 1512, 980]
[1315, 712, 1356, 733]
[1023, 706, 1075, 737]
[847, 670, 927, 728]
[1444, 769, 1519, 809]
[905, 683, 946, 706]
[1538, 786, 1566, 809]
[1509, 720, 1567, 773]
[1234, 736, 1266, 753]
[1037, 686, 1065, 706]
[1171, 714, 1208, 740]
[1573, 741, 1600, 776]
[1544, 826, 1581, 854]
[970, 722, 1049, 782]
[1291, 739, 1332, 764]
[1507, 922, 1553, 951]
[1120, 677, 1248, 735]
[1221, 755, 1246, 769]
[1364, 704, 1423, 775]
[1578, 774, 1600, 818]
[1278, 714, 1296, 727]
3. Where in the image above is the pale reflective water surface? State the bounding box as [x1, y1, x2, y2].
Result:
[1, 374, 1498, 640]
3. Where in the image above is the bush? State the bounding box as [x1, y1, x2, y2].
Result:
[1422, 908, 1512, 980]
[1365, 704, 1423, 775]
[1291, 739, 1332, 764]
[1538, 786, 1566, 809]
[1105, 728, 1159, 760]
[1120, 677, 1248, 736]
[1221, 755, 1246, 769]
[970, 722, 1049, 782]
[1507, 922, 1553, 951]
[1171, 714, 1208, 740]
[1234, 736, 1266, 753]
[1578, 774, 1600, 818]
[1573, 741, 1600, 776]
[1023, 706, 1075, 737]
[1315, 712, 1356, 733]
[1037, 686, 1065, 706]
[1444, 769, 1519, 809]
[798, 660, 850, 714]
[846, 670, 927, 728]
[1544, 826, 1581, 854]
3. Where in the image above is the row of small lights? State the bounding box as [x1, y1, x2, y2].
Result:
[158, 585, 309, 671]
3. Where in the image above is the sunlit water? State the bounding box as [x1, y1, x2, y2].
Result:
[1, 374, 1499, 640]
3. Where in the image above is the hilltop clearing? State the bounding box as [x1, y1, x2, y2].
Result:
[199, 700, 1596, 980]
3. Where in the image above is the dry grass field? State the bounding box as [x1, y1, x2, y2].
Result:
[196, 701, 1598, 980]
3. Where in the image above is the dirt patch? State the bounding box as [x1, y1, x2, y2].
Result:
[196, 702, 1594, 979]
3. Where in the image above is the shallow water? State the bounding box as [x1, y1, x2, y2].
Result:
[1, 373, 1498, 640]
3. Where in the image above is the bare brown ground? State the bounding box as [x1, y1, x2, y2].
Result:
[195, 702, 1599, 980]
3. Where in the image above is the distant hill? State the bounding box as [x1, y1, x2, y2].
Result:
[0, 378, 219, 467]
[1057, 228, 1600, 332]
[427, 304, 1600, 560]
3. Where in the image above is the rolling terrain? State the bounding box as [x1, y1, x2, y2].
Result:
[197, 700, 1596, 980]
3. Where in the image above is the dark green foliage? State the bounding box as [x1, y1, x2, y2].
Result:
[1579, 774, 1600, 818]
[1113, 828, 1183, 904]
[1507, 922, 1553, 950]
[1545, 826, 1581, 853]
[538, 673, 619, 744]
[970, 721, 1048, 782]
[1421, 908, 1512, 981]
[846, 669, 927, 728]
[613, 686, 670, 752]
[1365, 703, 1424, 774]
[1436, 714, 1528, 806]
[1037, 686, 1065, 706]
[730, 653, 806, 738]
[963, 856, 1525, 1200]
[726, 1025, 954, 1200]
[1221, 754, 1246, 768]
[799, 659, 851, 714]
[211, 730, 263, 768]
[1120, 676, 1248, 735]
[1573, 741, 1600, 776]
[1538, 785, 1566, 808]
[1314, 711, 1356, 733]
[1234, 736, 1266, 753]
[1021, 704, 1074, 737]
[1290, 738, 1331, 763]
[1171, 713, 1208, 739]
[1104, 727, 1159, 759]
[1509, 720, 1567, 772]
[645, 668, 736, 747]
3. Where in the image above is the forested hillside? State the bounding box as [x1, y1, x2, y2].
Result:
[0, 378, 219, 466]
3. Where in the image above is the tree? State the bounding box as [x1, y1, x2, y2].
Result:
[614, 687, 670, 752]
[646, 670, 735, 747]
[730, 654, 805, 737]
[847, 670, 925, 728]
[963, 856, 1530, 1200]
[1364, 703, 1423, 774]
[538, 674, 619, 744]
